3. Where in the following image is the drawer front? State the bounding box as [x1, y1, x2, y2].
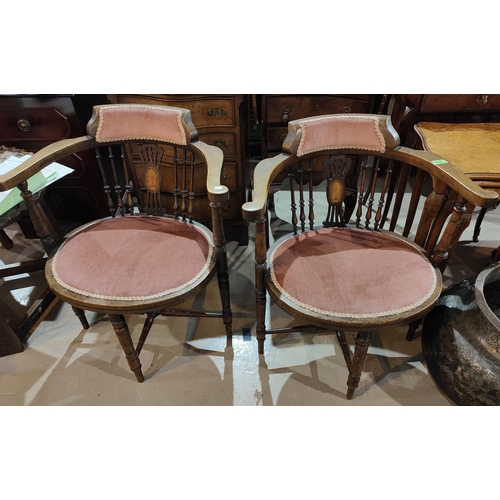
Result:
[111, 95, 236, 128]
[420, 94, 500, 113]
[198, 131, 236, 158]
[220, 162, 238, 192]
[266, 127, 288, 151]
[0, 106, 72, 143]
[265, 95, 371, 124]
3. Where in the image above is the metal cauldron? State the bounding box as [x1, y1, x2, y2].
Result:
[422, 262, 500, 405]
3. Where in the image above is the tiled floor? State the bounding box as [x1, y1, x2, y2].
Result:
[1, 188, 499, 406]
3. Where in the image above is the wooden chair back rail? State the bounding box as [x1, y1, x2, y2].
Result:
[276, 152, 476, 273]
[90, 143, 208, 224]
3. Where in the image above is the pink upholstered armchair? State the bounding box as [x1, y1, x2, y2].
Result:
[242, 113, 498, 400]
[5, 104, 233, 382]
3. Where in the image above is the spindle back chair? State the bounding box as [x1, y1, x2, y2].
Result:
[4, 104, 233, 382]
[242, 113, 498, 400]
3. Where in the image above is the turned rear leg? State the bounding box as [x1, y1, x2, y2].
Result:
[405, 319, 421, 341]
[473, 207, 487, 242]
[72, 306, 89, 329]
[216, 249, 233, 337]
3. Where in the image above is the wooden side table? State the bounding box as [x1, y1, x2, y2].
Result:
[414, 122, 500, 244]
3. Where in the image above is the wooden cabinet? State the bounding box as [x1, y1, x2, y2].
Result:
[259, 94, 385, 158]
[0, 95, 109, 222]
[107, 94, 248, 245]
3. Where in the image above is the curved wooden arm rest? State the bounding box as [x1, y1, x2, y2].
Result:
[243, 146, 499, 223]
[0, 137, 97, 191]
[192, 141, 229, 204]
[0, 136, 231, 207]
[242, 154, 292, 221]
[389, 147, 499, 209]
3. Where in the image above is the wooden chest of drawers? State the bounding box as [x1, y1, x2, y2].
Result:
[107, 94, 248, 244]
[0, 95, 109, 222]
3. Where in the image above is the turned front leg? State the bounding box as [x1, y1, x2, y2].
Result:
[255, 218, 268, 355]
[347, 331, 373, 400]
[211, 201, 233, 337]
[109, 314, 144, 382]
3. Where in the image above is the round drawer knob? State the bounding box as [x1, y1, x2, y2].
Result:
[17, 119, 31, 132]
[342, 106, 352, 113]
[50, 195, 63, 205]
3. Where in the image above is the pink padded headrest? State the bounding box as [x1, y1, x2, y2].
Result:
[92, 104, 188, 145]
[296, 115, 387, 157]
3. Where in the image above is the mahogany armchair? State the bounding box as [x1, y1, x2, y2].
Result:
[242, 113, 498, 400]
[1, 104, 233, 382]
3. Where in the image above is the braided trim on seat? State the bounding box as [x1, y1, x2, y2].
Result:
[268, 232, 439, 320]
[50, 219, 214, 302]
[297, 115, 386, 157]
[95, 105, 188, 145]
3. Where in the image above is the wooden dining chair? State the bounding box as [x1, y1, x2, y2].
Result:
[242, 113, 498, 400]
[1, 104, 233, 382]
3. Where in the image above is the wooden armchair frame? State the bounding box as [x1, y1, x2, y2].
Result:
[0, 104, 233, 382]
[242, 113, 498, 399]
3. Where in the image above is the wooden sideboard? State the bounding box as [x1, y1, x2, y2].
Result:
[0, 95, 109, 223]
[107, 94, 249, 245]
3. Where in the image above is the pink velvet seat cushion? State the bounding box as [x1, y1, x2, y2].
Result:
[268, 227, 440, 320]
[50, 217, 214, 301]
